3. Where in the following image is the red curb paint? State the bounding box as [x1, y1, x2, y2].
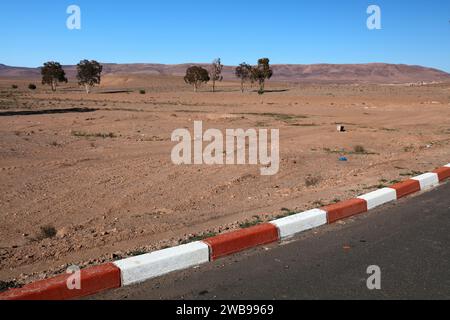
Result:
[433, 167, 450, 182]
[323, 199, 368, 224]
[0, 263, 121, 300]
[203, 223, 279, 260]
[390, 180, 421, 199]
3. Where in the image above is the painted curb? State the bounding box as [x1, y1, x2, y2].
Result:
[357, 188, 397, 210]
[270, 209, 327, 239]
[0, 263, 120, 300]
[113, 241, 209, 286]
[433, 166, 450, 182]
[411, 172, 440, 191]
[1, 162, 449, 300]
[323, 198, 368, 224]
[390, 179, 421, 199]
[203, 223, 279, 260]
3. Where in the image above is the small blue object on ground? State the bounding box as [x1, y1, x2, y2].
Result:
[339, 157, 348, 162]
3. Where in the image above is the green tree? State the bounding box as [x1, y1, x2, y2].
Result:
[209, 58, 223, 92]
[184, 66, 210, 92]
[235, 63, 252, 93]
[253, 58, 273, 93]
[76, 60, 103, 94]
[41, 61, 68, 92]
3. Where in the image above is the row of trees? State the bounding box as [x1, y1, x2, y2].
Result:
[41, 58, 272, 94]
[41, 60, 103, 93]
[184, 58, 273, 94]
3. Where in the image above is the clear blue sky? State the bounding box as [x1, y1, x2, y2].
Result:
[1, 0, 449, 71]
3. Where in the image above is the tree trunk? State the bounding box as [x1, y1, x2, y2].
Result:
[212, 80, 215, 93]
[241, 80, 244, 93]
[194, 83, 198, 93]
[85, 84, 90, 94]
[51, 81, 56, 92]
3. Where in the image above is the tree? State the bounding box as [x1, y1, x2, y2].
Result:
[235, 63, 253, 93]
[209, 58, 223, 92]
[184, 66, 210, 92]
[76, 60, 103, 94]
[41, 61, 68, 92]
[253, 58, 273, 93]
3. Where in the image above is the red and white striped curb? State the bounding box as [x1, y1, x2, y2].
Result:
[1, 163, 449, 300]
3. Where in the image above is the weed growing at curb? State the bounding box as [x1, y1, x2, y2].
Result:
[312, 200, 325, 207]
[180, 232, 218, 245]
[129, 249, 148, 257]
[272, 208, 299, 220]
[239, 215, 263, 228]
[399, 170, 424, 177]
[0, 280, 22, 293]
[363, 183, 387, 190]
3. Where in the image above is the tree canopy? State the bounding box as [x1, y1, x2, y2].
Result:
[235, 63, 253, 93]
[41, 61, 68, 92]
[209, 58, 223, 92]
[184, 66, 210, 92]
[252, 58, 273, 93]
[76, 60, 103, 94]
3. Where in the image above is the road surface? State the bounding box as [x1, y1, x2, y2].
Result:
[92, 182, 450, 300]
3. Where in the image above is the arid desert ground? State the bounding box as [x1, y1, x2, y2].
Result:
[1, 75, 450, 287]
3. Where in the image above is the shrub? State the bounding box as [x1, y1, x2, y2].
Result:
[353, 145, 366, 154]
[139, 89, 146, 95]
[305, 175, 321, 187]
[28, 83, 37, 90]
[39, 225, 57, 239]
[11, 85, 18, 89]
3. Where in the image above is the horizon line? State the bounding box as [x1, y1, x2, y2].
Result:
[2, 61, 449, 73]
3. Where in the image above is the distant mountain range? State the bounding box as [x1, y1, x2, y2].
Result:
[1, 62, 449, 84]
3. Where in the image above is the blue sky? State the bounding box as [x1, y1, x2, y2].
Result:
[1, 0, 449, 71]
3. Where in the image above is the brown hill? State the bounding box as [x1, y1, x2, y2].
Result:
[1, 62, 449, 84]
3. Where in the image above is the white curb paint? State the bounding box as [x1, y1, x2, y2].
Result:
[270, 209, 327, 239]
[357, 188, 397, 210]
[411, 173, 440, 191]
[114, 242, 210, 286]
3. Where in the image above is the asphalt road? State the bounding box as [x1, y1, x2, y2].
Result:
[92, 182, 450, 300]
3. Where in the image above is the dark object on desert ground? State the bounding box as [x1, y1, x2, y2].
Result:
[28, 83, 37, 90]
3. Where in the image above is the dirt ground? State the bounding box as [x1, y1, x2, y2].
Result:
[1, 75, 449, 286]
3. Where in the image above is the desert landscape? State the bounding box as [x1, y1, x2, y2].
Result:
[1, 63, 450, 289]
